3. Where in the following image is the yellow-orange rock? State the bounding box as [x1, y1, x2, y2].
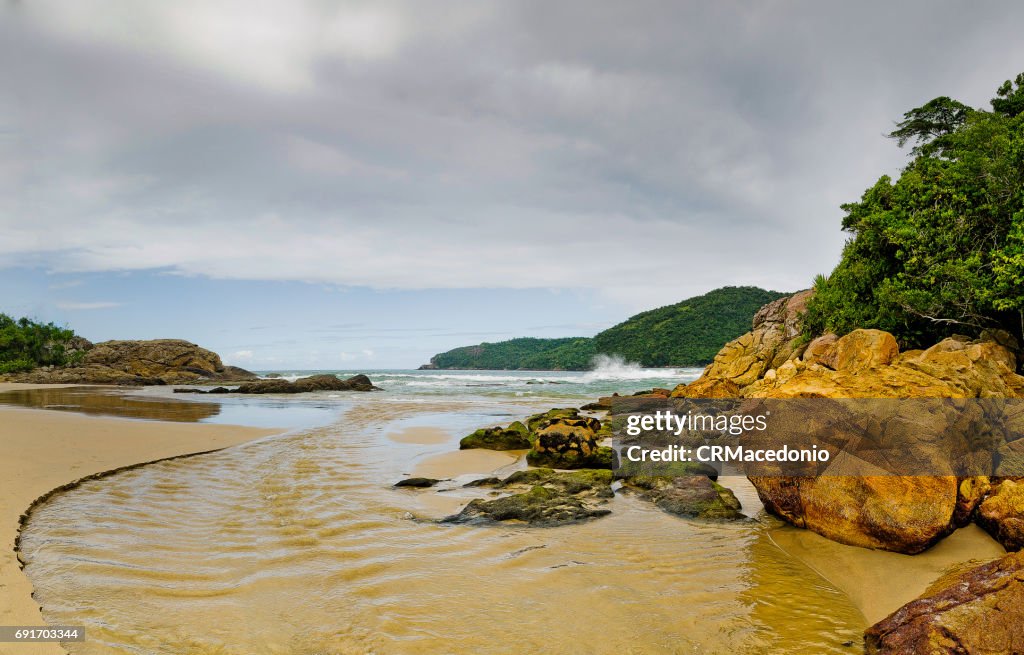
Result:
[818, 329, 899, 372]
[674, 290, 1024, 554]
[976, 478, 1024, 551]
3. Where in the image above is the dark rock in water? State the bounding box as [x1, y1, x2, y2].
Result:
[864, 551, 1024, 654]
[501, 468, 614, 498]
[446, 468, 614, 526]
[975, 477, 1024, 551]
[175, 374, 379, 394]
[394, 477, 441, 488]
[463, 477, 502, 488]
[443, 485, 611, 527]
[621, 474, 744, 520]
[174, 386, 232, 395]
[417, 363, 438, 370]
[264, 373, 283, 378]
[459, 421, 532, 450]
[235, 374, 379, 394]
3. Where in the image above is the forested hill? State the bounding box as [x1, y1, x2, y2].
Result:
[423, 286, 789, 370]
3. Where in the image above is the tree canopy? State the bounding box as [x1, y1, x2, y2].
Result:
[0, 314, 84, 374]
[804, 73, 1024, 349]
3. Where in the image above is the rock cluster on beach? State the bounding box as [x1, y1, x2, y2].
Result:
[444, 407, 741, 525]
[6, 339, 259, 385]
[176, 373, 380, 394]
[459, 407, 617, 469]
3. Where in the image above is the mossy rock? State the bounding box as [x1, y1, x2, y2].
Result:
[525, 407, 581, 432]
[616, 459, 719, 481]
[459, 421, 532, 450]
[622, 475, 744, 520]
[448, 468, 615, 526]
[526, 445, 618, 470]
[442, 485, 611, 527]
[500, 468, 614, 497]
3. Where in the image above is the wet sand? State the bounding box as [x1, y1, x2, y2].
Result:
[0, 384, 278, 655]
[386, 426, 451, 445]
[410, 448, 521, 479]
[770, 522, 1005, 624]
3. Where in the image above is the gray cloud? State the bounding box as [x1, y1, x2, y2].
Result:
[3, 1, 1024, 311]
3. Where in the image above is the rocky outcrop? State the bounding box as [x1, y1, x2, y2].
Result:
[444, 468, 614, 526]
[526, 415, 616, 469]
[459, 421, 532, 450]
[864, 552, 1024, 654]
[9, 339, 259, 385]
[669, 290, 1024, 554]
[672, 291, 813, 396]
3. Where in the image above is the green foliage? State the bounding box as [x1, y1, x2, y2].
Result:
[804, 73, 1024, 348]
[428, 286, 788, 370]
[888, 96, 973, 156]
[992, 73, 1024, 118]
[0, 314, 81, 373]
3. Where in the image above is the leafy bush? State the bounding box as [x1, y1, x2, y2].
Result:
[804, 73, 1024, 348]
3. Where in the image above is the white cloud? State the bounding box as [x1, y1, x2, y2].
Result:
[55, 301, 121, 311]
[231, 350, 254, 362]
[5, 1, 1024, 312]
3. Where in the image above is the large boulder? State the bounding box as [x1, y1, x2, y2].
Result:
[864, 552, 1024, 654]
[975, 478, 1024, 551]
[10, 339, 259, 385]
[751, 475, 960, 553]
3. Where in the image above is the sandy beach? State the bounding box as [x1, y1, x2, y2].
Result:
[0, 384, 278, 655]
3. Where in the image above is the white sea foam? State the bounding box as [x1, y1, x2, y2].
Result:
[582, 354, 688, 381]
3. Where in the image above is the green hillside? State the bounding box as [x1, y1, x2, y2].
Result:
[424, 286, 788, 370]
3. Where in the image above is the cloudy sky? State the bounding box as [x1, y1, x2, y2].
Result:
[2, 1, 1023, 368]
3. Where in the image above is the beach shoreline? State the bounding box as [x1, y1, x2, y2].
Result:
[0, 383, 279, 655]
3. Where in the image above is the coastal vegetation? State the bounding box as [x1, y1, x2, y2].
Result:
[0, 314, 83, 374]
[804, 73, 1024, 348]
[427, 286, 788, 369]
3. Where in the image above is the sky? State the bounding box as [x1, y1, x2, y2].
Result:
[2, 1, 1024, 369]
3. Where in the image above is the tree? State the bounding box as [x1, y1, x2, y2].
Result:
[887, 96, 972, 156]
[992, 73, 1024, 118]
[804, 74, 1024, 350]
